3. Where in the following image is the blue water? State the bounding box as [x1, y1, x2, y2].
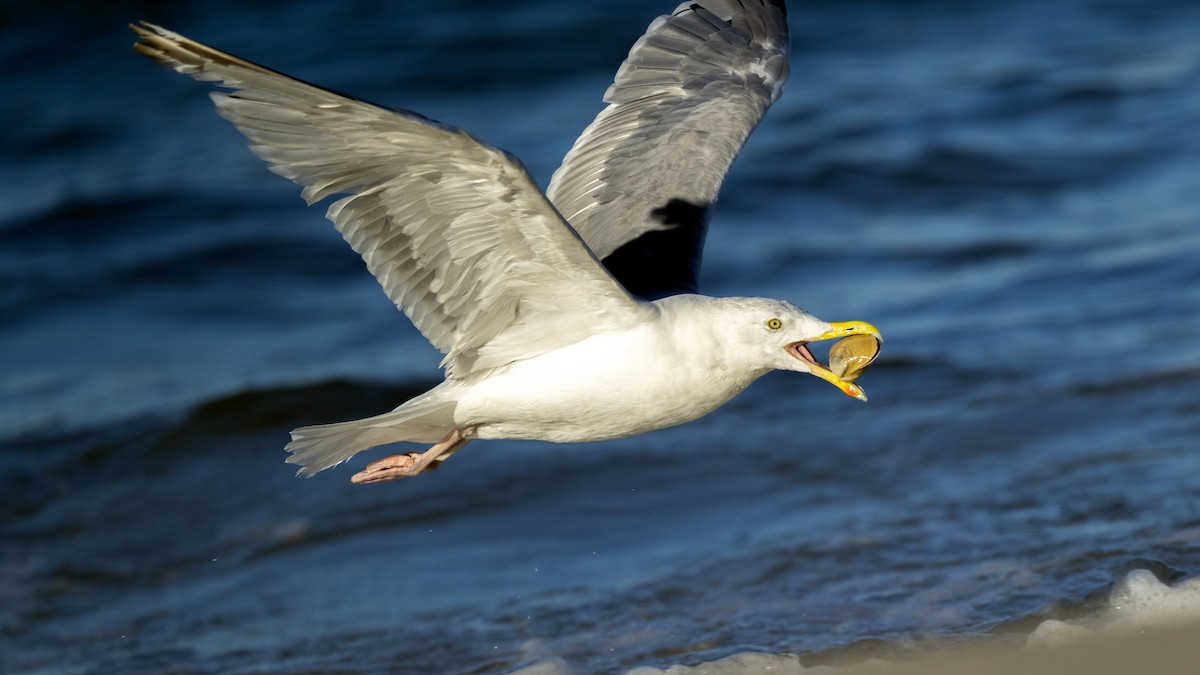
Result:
[3, 0, 1200, 672]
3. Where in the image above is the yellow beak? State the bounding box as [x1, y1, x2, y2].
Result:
[807, 321, 882, 402]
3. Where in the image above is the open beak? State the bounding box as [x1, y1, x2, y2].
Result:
[786, 321, 882, 402]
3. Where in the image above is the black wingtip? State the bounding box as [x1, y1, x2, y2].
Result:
[602, 198, 711, 300]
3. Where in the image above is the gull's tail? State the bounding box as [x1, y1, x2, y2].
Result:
[285, 392, 458, 477]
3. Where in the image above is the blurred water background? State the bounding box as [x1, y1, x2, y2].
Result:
[2, 0, 1200, 672]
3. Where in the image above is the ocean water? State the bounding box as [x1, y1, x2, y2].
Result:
[3, 0, 1200, 672]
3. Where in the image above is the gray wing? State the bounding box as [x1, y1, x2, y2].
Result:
[546, 0, 789, 299]
[133, 23, 651, 379]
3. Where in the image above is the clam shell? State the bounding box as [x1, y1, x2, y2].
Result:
[828, 334, 881, 382]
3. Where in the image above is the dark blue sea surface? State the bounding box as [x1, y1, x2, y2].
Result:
[3, 0, 1200, 672]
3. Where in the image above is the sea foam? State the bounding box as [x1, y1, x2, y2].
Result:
[513, 569, 1200, 674]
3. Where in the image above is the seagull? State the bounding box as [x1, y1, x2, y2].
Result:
[131, 0, 881, 484]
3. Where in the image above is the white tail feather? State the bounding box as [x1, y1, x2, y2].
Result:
[285, 395, 457, 477]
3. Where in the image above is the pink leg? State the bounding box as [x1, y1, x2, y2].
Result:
[350, 426, 475, 484]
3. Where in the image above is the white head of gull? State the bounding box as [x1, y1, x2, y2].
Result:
[132, 0, 882, 484]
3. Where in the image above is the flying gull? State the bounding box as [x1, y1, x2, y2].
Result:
[131, 0, 881, 484]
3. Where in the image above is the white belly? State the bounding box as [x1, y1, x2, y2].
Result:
[454, 324, 756, 443]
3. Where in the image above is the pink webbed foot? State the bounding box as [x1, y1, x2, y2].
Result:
[350, 453, 427, 484]
[350, 426, 474, 484]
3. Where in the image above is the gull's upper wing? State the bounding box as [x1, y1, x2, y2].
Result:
[546, 0, 789, 299]
[133, 23, 651, 379]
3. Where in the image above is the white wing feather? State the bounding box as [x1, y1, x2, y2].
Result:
[547, 0, 789, 261]
[133, 23, 651, 379]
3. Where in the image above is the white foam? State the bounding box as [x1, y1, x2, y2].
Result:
[626, 652, 813, 674]
[1027, 570, 1200, 648]
[515, 570, 1200, 674]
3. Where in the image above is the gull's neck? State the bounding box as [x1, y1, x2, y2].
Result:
[653, 294, 772, 385]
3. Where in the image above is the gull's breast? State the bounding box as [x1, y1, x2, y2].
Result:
[455, 323, 749, 443]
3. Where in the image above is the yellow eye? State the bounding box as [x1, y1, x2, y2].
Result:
[766, 318, 783, 330]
